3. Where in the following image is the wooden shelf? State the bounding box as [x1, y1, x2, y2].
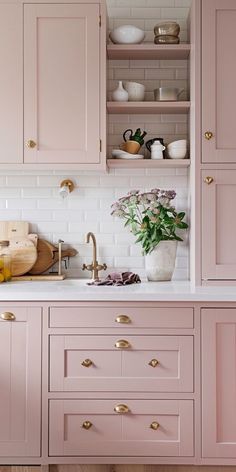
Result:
[107, 101, 190, 114]
[107, 158, 190, 169]
[107, 43, 190, 60]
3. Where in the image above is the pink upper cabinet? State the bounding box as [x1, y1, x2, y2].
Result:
[24, 3, 103, 166]
[202, 0, 236, 163]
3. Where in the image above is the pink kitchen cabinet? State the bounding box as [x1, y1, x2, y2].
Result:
[0, 306, 41, 457]
[202, 0, 236, 163]
[202, 308, 236, 458]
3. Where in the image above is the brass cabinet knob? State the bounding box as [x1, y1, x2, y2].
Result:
[115, 315, 131, 324]
[82, 421, 93, 430]
[115, 339, 131, 349]
[114, 404, 130, 414]
[150, 421, 160, 430]
[81, 359, 93, 368]
[204, 131, 213, 140]
[204, 176, 214, 185]
[0, 312, 15, 321]
[26, 140, 37, 148]
[148, 358, 159, 368]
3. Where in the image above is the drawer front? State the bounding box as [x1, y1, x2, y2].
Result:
[49, 306, 194, 329]
[50, 335, 193, 392]
[49, 399, 194, 457]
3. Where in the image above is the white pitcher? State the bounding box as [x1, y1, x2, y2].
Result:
[150, 140, 166, 159]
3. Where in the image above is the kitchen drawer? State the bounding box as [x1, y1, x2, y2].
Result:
[49, 399, 194, 457]
[50, 335, 193, 392]
[49, 305, 194, 329]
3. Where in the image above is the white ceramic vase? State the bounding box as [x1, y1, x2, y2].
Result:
[112, 81, 129, 102]
[145, 240, 177, 281]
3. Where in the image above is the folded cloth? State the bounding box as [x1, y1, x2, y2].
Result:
[87, 271, 141, 286]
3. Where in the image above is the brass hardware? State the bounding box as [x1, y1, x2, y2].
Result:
[60, 179, 75, 193]
[81, 359, 93, 368]
[26, 140, 37, 148]
[99, 15, 101, 27]
[115, 315, 131, 324]
[204, 131, 213, 140]
[148, 359, 159, 368]
[114, 404, 130, 414]
[0, 312, 15, 321]
[82, 232, 107, 281]
[100, 139, 102, 152]
[150, 421, 160, 430]
[82, 421, 93, 430]
[204, 176, 214, 185]
[115, 339, 131, 349]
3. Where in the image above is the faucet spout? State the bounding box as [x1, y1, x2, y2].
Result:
[82, 232, 107, 280]
[85, 232, 97, 264]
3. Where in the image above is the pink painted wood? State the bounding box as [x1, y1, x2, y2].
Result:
[202, 308, 236, 457]
[50, 335, 193, 393]
[49, 306, 194, 329]
[202, 0, 236, 163]
[0, 306, 41, 456]
[24, 4, 100, 164]
[0, 4, 22, 164]
[49, 399, 194, 457]
[202, 169, 236, 280]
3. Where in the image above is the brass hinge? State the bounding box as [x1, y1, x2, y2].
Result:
[100, 139, 102, 152]
[99, 15, 101, 27]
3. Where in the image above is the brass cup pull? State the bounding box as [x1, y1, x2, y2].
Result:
[115, 339, 131, 349]
[26, 140, 37, 148]
[148, 358, 159, 368]
[1, 312, 15, 321]
[204, 131, 213, 140]
[115, 315, 131, 324]
[204, 176, 214, 185]
[150, 421, 160, 430]
[81, 359, 93, 368]
[114, 404, 130, 414]
[82, 421, 93, 430]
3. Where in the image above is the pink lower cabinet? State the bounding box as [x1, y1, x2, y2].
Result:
[0, 306, 41, 457]
[202, 308, 236, 457]
[49, 399, 194, 457]
[50, 335, 193, 393]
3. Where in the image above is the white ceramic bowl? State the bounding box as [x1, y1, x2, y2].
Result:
[168, 139, 187, 148]
[124, 81, 145, 101]
[109, 25, 145, 44]
[167, 146, 187, 159]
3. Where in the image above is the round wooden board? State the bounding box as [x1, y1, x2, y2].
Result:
[9, 239, 38, 276]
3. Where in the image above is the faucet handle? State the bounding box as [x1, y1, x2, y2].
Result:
[103, 263, 107, 271]
[96, 263, 107, 272]
[82, 263, 87, 271]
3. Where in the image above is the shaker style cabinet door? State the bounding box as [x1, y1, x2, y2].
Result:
[0, 306, 41, 457]
[24, 4, 100, 165]
[202, 0, 236, 163]
[202, 170, 236, 280]
[202, 309, 236, 458]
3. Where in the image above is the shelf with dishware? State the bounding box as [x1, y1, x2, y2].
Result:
[107, 158, 190, 169]
[107, 43, 190, 60]
[107, 101, 190, 114]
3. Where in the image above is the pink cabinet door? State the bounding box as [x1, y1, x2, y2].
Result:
[0, 306, 41, 457]
[202, 0, 236, 163]
[202, 309, 236, 458]
[49, 399, 194, 457]
[202, 170, 236, 280]
[24, 4, 100, 165]
[50, 335, 193, 393]
[0, 4, 22, 164]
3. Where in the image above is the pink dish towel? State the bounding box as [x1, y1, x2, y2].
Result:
[87, 271, 141, 286]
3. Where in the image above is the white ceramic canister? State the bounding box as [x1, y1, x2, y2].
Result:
[150, 140, 166, 159]
[112, 81, 129, 102]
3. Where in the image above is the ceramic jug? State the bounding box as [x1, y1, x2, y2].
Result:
[123, 128, 147, 146]
[150, 140, 166, 159]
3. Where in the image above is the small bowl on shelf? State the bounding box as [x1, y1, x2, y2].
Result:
[109, 25, 145, 44]
[167, 140, 187, 159]
[154, 21, 180, 37]
[124, 81, 145, 101]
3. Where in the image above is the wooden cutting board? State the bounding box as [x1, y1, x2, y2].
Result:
[29, 239, 77, 275]
[9, 238, 38, 276]
[0, 221, 29, 240]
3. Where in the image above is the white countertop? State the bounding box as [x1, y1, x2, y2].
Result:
[0, 279, 236, 302]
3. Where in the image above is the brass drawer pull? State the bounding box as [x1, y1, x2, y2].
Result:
[1, 312, 15, 321]
[204, 176, 214, 185]
[82, 421, 93, 430]
[81, 359, 93, 368]
[114, 404, 130, 414]
[150, 421, 160, 430]
[204, 131, 213, 140]
[115, 315, 131, 324]
[115, 339, 131, 349]
[26, 140, 37, 148]
[148, 358, 159, 368]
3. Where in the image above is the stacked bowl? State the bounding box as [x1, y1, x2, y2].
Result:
[154, 21, 180, 44]
[167, 140, 187, 159]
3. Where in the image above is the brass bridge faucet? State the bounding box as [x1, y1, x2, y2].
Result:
[82, 232, 107, 280]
